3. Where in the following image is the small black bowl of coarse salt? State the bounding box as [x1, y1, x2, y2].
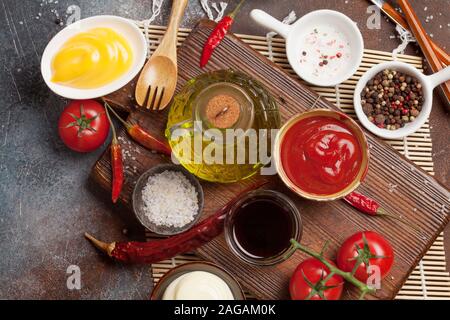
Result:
[132, 164, 204, 236]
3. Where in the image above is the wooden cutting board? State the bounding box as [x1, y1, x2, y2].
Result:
[91, 21, 450, 300]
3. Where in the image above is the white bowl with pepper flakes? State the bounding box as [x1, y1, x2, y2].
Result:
[251, 9, 364, 87]
[355, 61, 450, 139]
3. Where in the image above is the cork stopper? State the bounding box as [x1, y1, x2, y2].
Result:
[205, 94, 241, 129]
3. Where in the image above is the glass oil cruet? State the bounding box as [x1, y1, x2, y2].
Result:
[166, 70, 281, 183]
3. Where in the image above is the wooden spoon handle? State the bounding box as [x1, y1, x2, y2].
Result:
[432, 41, 450, 67]
[397, 0, 450, 108]
[381, 1, 450, 66]
[154, 0, 188, 61]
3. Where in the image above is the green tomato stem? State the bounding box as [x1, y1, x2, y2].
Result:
[322, 272, 336, 284]
[290, 239, 376, 299]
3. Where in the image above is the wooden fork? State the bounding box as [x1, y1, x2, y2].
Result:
[135, 0, 188, 111]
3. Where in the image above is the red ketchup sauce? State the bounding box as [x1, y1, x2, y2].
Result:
[281, 116, 363, 195]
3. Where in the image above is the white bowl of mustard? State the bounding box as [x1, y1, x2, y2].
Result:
[41, 15, 147, 100]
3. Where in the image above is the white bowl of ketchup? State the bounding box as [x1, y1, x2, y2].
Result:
[274, 109, 370, 201]
[41, 15, 147, 100]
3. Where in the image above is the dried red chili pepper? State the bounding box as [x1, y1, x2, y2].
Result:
[344, 191, 421, 233]
[85, 180, 269, 264]
[127, 123, 171, 156]
[104, 102, 171, 156]
[200, 0, 245, 68]
[105, 107, 124, 203]
[344, 192, 380, 216]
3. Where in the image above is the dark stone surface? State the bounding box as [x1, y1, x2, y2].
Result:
[0, 0, 448, 299]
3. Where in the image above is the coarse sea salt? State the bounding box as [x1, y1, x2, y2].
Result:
[142, 170, 199, 228]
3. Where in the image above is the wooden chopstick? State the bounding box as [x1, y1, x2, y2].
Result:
[397, 0, 450, 107]
[381, 1, 450, 66]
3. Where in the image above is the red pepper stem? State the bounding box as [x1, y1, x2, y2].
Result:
[228, 0, 245, 19]
[103, 100, 132, 131]
[105, 103, 119, 144]
[376, 208, 422, 234]
[84, 233, 116, 256]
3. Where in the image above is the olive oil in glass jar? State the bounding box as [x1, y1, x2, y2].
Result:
[166, 70, 281, 183]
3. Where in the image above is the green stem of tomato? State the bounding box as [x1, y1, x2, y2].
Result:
[290, 239, 376, 299]
[322, 272, 336, 284]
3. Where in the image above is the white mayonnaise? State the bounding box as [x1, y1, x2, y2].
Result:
[162, 271, 234, 300]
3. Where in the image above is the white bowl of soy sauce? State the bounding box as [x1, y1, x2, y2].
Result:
[224, 190, 302, 267]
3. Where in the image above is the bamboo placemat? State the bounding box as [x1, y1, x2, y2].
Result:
[137, 23, 450, 300]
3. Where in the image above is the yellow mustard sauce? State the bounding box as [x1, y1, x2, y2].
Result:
[51, 27, 133, 89]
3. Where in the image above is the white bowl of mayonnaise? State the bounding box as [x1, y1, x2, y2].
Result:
[151, 262, 245, 300]
[251, 9, 364, 87]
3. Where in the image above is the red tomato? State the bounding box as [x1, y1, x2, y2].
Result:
[337, 231, 394, 282]
[290, 258, 344, 300]
[58, 100, 110, 153]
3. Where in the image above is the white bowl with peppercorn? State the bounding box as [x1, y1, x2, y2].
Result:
[355, 61, 450, 139]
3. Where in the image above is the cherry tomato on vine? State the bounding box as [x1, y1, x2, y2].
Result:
[290, 258, 344, 300]
[337, 231, 394, 282]
[58, 100, 110, 153]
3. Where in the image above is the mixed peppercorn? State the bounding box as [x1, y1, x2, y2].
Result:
[361, 69, 424, 130]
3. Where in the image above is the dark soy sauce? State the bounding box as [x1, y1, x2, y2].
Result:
[231, 197, 294, 259]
